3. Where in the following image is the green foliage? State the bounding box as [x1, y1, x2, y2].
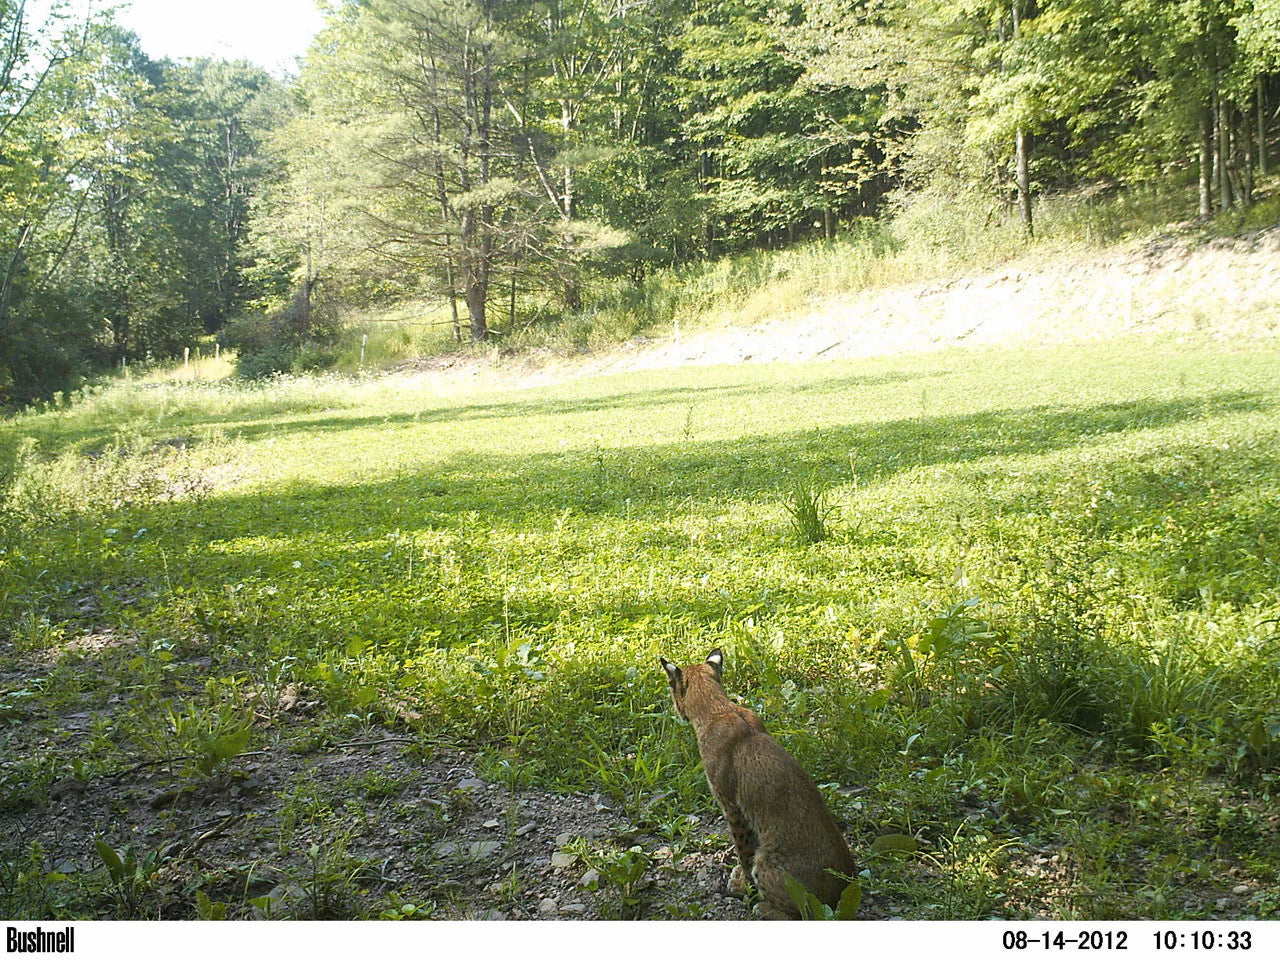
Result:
[193, 890, 229, 920]
[781, 472, 837, 545]
[580, 732, 676, 823]
[219, 283, 342, 379]
[0, 843, 79, 920]
[785, 874, 861, 920]
[580, 844, 652, 919]
[94, 841, 163, 918]
[163, 700, 253, 779]
[295, 838, 377, 920]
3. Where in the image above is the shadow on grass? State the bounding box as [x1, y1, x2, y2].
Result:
[183, 369, 940, 446]
[11, 385, 1278, 694]
[129, 390, 1270, 545]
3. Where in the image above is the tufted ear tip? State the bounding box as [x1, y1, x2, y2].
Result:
[705, 648, 724, 675]
[660, 657, 680, 680]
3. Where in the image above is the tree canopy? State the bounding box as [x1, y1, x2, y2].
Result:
[1, 0, 1276, 401]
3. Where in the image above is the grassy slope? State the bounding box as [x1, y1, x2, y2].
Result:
[2, 250, 1280, 916]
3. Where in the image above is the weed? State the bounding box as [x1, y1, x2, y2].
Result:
[576, 844, 651, 919]
[193, 890, 229, 919]
[781, 472, 837, 544]
[95, 841, 164, 918]
[154, 699, 253, 780]
[580, 732, 675, 824]
[785, 875, 861, 920]
[925, 825, 1020, 919]
[295, 837, 376, 919]
[342, 769, 407, 801]
[0, 843, 78, 919]
[377, 890, 434, 919]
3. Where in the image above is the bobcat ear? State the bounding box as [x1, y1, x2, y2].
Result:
[705, 648, 724, 677]
[660, 657, 681, 684]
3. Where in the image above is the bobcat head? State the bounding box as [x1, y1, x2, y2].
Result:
[659, 648, 723, 721]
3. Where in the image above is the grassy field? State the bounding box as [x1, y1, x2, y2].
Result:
[2, 331, 1279, 919]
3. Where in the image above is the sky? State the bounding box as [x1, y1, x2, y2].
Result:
[109, 0, 326, 73]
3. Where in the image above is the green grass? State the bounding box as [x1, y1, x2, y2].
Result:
[2, 331, 1280, 919]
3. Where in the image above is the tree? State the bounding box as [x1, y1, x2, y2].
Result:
[685, 0, 894, 249]
[0, 0, 96, 402]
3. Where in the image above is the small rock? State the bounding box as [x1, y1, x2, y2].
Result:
[483, 819, 501, 829]
[476, 909, 507, 921]
[578, 869, 600, 889]
[253, 880, 306, 919]
[435, 840, 501, 861]
[538, 897, 559, 915]
[560, 903, 587, 916]
[49, 778, 86, 800]
[555, 832, 573, 847]
[516, 822, 537, 837]
[1216, 898, 1230, 909]
[457, 777, 486, 791]
[550, 852, 577, 869]
[1232, 884, 1251, 896]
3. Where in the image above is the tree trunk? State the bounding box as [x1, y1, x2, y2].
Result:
[1199, 106, 1214, 218]
[1227, 101, 1245, 208]
[1015, 127, 1033, 237]
[463, 246, 489, 343]
[1011, 1, 1033, 237]
[1242, 100, 1254, 207]
[0, 224, 33, 339]
[464, 287, 487, 342]
[1216, 84, 1233, 212]
[445, 253, 461, 343]
[1260, 77, 1269, 178]
[561, 101, 576, 221]
[302, 241, 313, 334]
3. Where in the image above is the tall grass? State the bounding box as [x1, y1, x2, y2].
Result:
[330, 301, 461, 371]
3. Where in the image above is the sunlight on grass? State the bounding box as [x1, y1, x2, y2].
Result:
[3, 332, 1279, 919]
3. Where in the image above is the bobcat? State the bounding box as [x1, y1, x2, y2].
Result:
[660, 648, 857, 919]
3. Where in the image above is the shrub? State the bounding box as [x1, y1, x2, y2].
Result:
[220, 281, 342, 379]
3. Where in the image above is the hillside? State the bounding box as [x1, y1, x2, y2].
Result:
[396, 224, 1280, 392]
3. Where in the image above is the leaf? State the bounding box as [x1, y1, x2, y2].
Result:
[866, 689, 891, 710]
[95, 841, 124, 881]
[870, 833, 918, 856]
[835, 879, 862, 920]
[784, 875, 817, 918]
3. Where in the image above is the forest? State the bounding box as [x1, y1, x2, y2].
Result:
[2, 0, 1278, 403]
